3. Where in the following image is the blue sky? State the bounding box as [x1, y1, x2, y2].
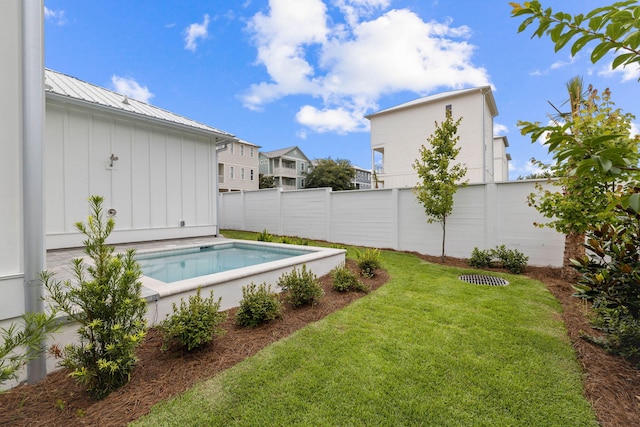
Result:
[44, 0, 639, 179]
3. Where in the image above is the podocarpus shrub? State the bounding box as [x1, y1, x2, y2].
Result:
[277, 265, 324, 307]
[159, 288, 227, 352]
[356, 248, 382, 278]
[235, 283, 282, 327]
[0, 311, 59, 386]
[331, 264, 369, 293]
[572, 209, 640, 365]
[43, 196, 147, 400]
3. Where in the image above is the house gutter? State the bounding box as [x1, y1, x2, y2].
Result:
[23, 0, 47, 383]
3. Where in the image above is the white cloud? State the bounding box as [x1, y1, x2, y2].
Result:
[494, 123, 508, 135]
[184, 14, 210, 52]
[550, 55, 576, 70]
[631, 122, 639, 138]
[44, 6, 66, 25]
[598, 62, 640, 83]
[243, 1, 490, 134]
[509, 158, 546, 178]
[111, 76, 154, 103]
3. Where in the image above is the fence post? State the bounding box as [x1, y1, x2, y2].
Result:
[391, 188, 400, 250]
[325, 188, 332, 243]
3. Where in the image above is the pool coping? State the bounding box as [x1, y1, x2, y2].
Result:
[135, 239, 346, 302]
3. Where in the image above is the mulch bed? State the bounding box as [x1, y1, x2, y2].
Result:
[1, 255, 640, 426]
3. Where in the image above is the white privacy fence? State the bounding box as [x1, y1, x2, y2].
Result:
[219, 180, 565, 267]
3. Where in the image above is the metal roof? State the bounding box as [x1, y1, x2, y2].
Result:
[44, 69, 236, 139]
[365, 86, 498, 119]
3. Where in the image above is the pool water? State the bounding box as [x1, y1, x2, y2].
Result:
[136, 242, 312, 283]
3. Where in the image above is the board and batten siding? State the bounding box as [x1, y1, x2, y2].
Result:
[219, 181, 565, 267]
[45, 102, 218, 249]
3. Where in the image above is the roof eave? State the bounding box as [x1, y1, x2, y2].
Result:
[46, 91, 237, 143]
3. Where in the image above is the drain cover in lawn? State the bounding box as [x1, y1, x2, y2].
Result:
[459, 274, 509, 286]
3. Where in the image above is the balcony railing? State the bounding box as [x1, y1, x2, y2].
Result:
[273, 167, 298, 177]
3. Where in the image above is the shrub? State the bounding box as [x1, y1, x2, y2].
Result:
[469, 247, 492, 268]
[43, 196, 147, 399]
[280, 236, 309, 245]
[356, 248, 381, 278]
[1, 311, 59, 386]
[331, 264, 369, 293]
[573, 212, 640, 365]
[467, 245, 529, 274]
[277, 265, 324, 307]
[257, 229, 273, 242]
[235, 283, 282, 327]
[159, 288, 227, 352]
[492, 245, 529, 274]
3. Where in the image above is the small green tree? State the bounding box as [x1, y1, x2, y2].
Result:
[519, 84, 639, 273]
[413, 116, 468, 262]
[43, 196, 147, 399]
[304, 158, 355, 191]
[1, 311, 59, 386]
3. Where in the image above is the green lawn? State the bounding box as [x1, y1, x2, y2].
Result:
[133, 233, 597, 426]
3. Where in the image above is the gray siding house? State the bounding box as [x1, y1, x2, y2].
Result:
[259, 146, 311, 190]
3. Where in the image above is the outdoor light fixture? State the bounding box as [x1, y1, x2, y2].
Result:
[109, 154, 119, 167]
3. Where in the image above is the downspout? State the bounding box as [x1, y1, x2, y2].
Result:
[23, 0, 46, 384]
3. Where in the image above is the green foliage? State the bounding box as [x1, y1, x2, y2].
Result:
[469, 247, 493, 269]
[516, 170, 555, 180]
[277, 265, 324, 307]
[356, 248, 382, 278]
[43, 195, 147, 400]
[259, 174, 276, 189]
[511, 1, 640, 74]
[468, 245, 529, 274]
[304, 158, 355, 191]
[279, 236, 309, 245]
[519, 85, 639, 235]
[413, 116, 468, 260]
[330, 264, 369, 293]
[159, 288, 227, 352]
[0, 311, 59, 386]
[235, 283, 282, 328]
[257, 229, 273, 242]
[572, 209, 640, 365]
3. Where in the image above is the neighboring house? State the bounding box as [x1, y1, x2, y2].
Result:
[259, 146, 311, 190]
[366, 86, 509, 188]
[44, 69, 238, 249]
[353, 166, 372, 189]
[218, 139, 260, 192]
[493, 136, 511, 182]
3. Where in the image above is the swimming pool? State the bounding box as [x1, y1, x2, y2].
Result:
[135, 239, 346, 316]
[136, 242, 313, 283]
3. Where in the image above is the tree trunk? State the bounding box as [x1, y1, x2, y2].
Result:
[562, 231, 586, 281]
[441, 215, 446, 263]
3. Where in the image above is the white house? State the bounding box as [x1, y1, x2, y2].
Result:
[44, 69, 238, 249]
[366, 86, 509, 188]
[218, 139, 261, 192]
[493, 136, 511, 182]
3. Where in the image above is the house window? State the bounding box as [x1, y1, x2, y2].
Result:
[250, 147, 254, 157]
[301, 163, 305, 171]
[230, 142, 234, 154]
[241, 168, 245, 180]
[240, 145, 244, 156]
[230, 166, 235, 179]
[250, 169, 254, 181]
[445, 104, 452, 118]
